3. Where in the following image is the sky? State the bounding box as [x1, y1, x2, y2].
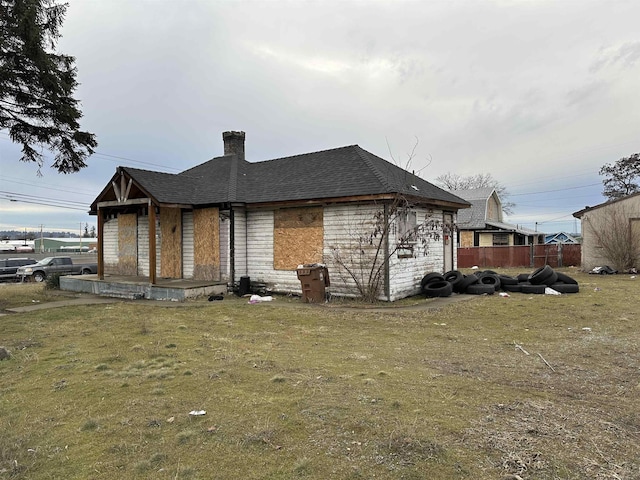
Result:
[1, 0, 639, 237]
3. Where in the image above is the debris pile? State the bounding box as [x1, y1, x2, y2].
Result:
[421, 265, 579, 298]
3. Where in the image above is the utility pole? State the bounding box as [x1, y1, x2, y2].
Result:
[39, 224, 44, 253]
[79, 222, 83, 251]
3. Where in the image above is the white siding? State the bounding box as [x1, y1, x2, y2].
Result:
[387, 207, 445, 301]
[244, 209, 303, 292]
[238, 203, 450, 301]
[103, 217, 118, 273]
[324, 204, 447, 301]
[233, 206, 247, 281]
[323, 203, 383, 298]
[182, 211, 194, 278]
[136, 215, 160, 277]
[219, 211, 230, 282]
[137, 216, 148, 276]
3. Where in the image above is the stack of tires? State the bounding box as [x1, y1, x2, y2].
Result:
[502, 265, 579, 294]
[421, 265, 579, 298]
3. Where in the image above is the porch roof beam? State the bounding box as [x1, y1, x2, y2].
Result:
[97, 198, 150, 208]
[96, 199, 193, 209]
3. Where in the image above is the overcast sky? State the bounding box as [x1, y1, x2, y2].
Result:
[1, 0, 639, 237]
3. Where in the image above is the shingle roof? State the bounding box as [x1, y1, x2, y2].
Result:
[243, 145, 466, 204]
[452, 188, 496, 228]
[108, 145, 469, 209]
[485, 221, 538, 235]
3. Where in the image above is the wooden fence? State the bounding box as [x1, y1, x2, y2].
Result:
[457, 244, 581, 269]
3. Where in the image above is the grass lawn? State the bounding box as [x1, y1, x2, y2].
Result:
[0, 269, 638, 479]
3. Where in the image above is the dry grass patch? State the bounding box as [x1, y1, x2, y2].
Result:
[0, 270, 638, 479]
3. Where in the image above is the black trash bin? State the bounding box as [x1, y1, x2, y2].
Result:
[238, 276, 251, 296]
[296, 264, 330, 303]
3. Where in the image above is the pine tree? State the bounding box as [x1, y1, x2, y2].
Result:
[0, 0, 97, 174]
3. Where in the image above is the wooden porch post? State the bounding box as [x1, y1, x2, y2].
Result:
[97, 208, 105, 280]
[149, 202, 157, 284]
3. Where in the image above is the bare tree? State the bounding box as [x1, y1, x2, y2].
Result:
[327, 140, 454, 302]
[435, 172, 515, 215]
[329, 194, 453, 302]
[584, 203, 640, 272]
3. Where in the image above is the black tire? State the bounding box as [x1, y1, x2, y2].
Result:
[33, 271, 46, 282]
[498, 275, 518, 286]
[81, 268, 92, 275]
[517, 273, 530, 283]
[521, 283, 546, 294]
[481, 269, 498, 276]
[479, 273, 501, 291]
[550, 283, 579, 294]
[465, 283, 496, 295]
[502, 283, 522, 292]
[555, 272, 578, 285]
[444, 270, 463, 282]
[421, 272, 445, 289]
[543, 271, 558, 286]
[423, 280, 453, 298]
[444, 270, 464, 292]
[528, 265, 555, 285]
[457, 273, 480, 293]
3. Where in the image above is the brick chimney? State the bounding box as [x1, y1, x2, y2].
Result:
[223, 131, 245, 161]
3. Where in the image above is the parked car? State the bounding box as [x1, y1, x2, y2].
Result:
[16, 256, 98, 282]
[0, 258, 37, 282]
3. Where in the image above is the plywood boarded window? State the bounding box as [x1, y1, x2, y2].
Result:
[193, 207, 220, 281]
[118, 213, 137, 275]
[160, 207, 182, 278]
[274, 207, 323, 270]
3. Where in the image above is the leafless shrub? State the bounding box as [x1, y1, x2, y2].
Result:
[584, 202, 640, 271]
[330, 195, 454, 302]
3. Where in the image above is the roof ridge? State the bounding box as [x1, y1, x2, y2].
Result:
[254, 144, 358, 165]
[354, 146, 394, 191]
[121, 166, 177, 176]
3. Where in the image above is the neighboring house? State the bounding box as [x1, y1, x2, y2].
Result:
[452, 188, 541, 247]
[89, 131, 469, 301]
[573, 192, 640, 272]
[544, 232, 580, 245]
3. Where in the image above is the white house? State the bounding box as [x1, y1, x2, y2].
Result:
[89, 132, 470, 301]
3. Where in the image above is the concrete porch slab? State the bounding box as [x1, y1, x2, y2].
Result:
[60, 274, 227, 301]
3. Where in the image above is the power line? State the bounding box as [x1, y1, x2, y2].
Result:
[91, 151, 182, 172]
[0, 176, 97, 197]
[0, 191, 89, 211]
[510, 182, 601, 197]
[0, 196, 88, 211]
[1, 133, 182, 172]
[0, 190, 88, 206]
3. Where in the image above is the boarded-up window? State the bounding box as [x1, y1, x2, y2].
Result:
[274, 207, 323, 270]
[118, 213, 137, 275]
[193, 207, 220, 281]
[160, 207, 182, 278]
